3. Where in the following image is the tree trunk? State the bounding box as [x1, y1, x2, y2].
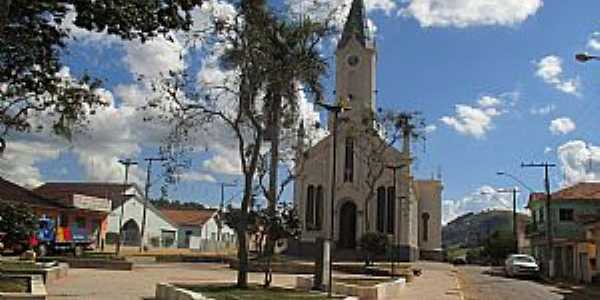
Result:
[236, 177, 253, 288]
[264, 92, 282, 287]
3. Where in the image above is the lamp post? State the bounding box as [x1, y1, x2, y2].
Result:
[575, 53, 600, 63]
[481, 187, 519, 254]
[314, 98, 351, 298]
[385, 164, 405, 279]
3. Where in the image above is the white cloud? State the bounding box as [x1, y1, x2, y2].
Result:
[588, 32, 600, 50]
[544, 147, 553, 154]
[286, 0, 397, 41]
[123, 36, 185, 79]
[535, 55, 581, 95]
[557, 140, 600, 186]
[0, 140, 62, 188]
[443, 185, 520, 224]
[549, 117, 576, 135]
[530, 104, 556, 115]
[440, 95, 506, 139]
[424, 124, 437, 134]
[401, 0, 543, 28]
[179, 171, 216, 183]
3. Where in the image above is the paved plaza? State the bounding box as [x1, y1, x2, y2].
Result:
[46, 261, 462, 300]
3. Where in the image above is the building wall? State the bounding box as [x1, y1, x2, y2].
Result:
[107, 196, 178, 248]
[415, 180, 443, 252]
[32, 207, 109, 248]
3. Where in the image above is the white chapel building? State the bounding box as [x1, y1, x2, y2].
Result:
[290, 0, 442, 262]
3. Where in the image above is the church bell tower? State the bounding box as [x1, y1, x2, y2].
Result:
[334, 0, 376, 124]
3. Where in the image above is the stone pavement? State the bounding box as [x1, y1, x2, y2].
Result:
[47, 263, 299, 300]
[395, 261, 463, 300]
[46, 261, 462, 300]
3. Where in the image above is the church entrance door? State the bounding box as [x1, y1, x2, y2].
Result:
[339, 201, 357, 249]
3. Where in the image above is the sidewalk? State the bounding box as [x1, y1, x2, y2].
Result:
[395, 261, 463, 300]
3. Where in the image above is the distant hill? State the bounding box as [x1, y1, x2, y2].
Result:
[442, 210, 530, 249]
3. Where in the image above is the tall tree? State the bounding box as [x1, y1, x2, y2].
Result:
[0, 0, 202, 151]
[355, 110, 426, 232]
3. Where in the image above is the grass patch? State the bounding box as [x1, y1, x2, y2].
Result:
[180, 285, 339, 300]
[0, 261, 44, 271]
[0, 276, 29, 293]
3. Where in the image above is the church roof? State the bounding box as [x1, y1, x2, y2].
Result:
[338, 0, 371, 49]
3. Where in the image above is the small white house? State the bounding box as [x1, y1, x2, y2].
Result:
[160, 208, 236, 251]
[35, 182, 179, 249]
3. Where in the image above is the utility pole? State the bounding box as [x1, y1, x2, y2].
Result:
[140, 157, 167, 252]
[386, 164, 405, 279]
[521, 162, 556, 278]
[117, 158, 138, 256]
[217, 182, 236, 242]
[315, 98, 350, 298]
[485, 188, 519, 254]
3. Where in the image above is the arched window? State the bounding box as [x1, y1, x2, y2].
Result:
[422, 212, 430, 242]
[376, 186, 386, 232]
[315, 186, 324, 230]
[306, 185, 315, 230]
[344, 137, 354, 182]
[387, 187, 395, 234]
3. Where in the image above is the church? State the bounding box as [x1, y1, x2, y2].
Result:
[291, 0, 442, 262]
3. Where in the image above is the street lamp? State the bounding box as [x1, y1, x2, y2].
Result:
[496, 171, 535, 193]
[575, 53, 600, 63]
[386, 164, 405, 279]
[481, 187, 520, 254]
[314, 97, 351, 298]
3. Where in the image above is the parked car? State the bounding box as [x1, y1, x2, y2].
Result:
[504, 254, 539, 277]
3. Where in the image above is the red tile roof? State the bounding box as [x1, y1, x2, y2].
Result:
[34, 182, 135, 209]
[0, 177, 66, 209]
[160, 209, 217, 227]
[528, 182, 600, 206]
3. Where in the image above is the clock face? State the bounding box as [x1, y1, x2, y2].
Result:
[347, 54, 360, 67]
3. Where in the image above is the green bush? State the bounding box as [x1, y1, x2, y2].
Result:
[0, 202, 37, 249]
[359, 232, 389, 266]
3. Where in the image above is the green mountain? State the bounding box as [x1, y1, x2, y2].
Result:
[442, 210, 530, 249]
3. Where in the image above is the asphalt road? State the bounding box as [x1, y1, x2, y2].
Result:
[457, 265, 598, 300]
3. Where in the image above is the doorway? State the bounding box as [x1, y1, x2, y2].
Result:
[339, 201, 357, 249]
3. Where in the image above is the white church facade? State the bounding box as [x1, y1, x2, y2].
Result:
[290, 0, 442, 262]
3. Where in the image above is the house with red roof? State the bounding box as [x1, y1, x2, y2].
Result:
[159, 208, 236, 249]
[527, 182, 600, 282]
[35, 182, 178, 249]
[0, 177, 111, 249]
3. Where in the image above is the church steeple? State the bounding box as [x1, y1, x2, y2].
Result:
[338, 0, 371, 49]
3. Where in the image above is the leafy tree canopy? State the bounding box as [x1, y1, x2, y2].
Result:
[0, 202, 38, 247]
[0, 0, 202, 150]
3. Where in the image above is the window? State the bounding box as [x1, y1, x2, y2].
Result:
[387, 187, 395, 234]
[422, 213, 430, 242]
[305, 185, 315, 230]
[315, 186, 324, 230]
[559, 208, 574, 222]
[538, 208, 544, 223]
[377, 186, 386, 232]
[344, 137, 354, 182]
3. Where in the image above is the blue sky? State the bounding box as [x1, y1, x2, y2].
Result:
[3, 0, 600, 223]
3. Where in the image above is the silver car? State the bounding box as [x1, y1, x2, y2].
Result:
[504, 254, 540, 277]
